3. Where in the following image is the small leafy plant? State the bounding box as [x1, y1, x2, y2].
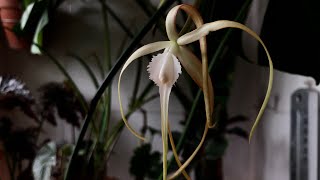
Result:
[0, 76, 83, 180]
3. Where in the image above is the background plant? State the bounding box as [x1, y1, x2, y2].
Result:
[0, 76, 83, 180]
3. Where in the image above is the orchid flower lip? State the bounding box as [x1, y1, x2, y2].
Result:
[147, 50, 181, 87]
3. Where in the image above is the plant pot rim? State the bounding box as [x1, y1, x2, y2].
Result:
[0, 0, 20, 9]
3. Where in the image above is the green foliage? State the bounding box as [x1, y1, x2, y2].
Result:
[17, 0, 63, 54]
[0, 76, 84, 180]
[205, 137, 228, 161]
[130, 144, 162, 179]
[38, 81, 85, 127]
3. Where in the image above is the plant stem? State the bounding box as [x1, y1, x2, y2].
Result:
[67, 53, 100, 88]
[64, 1, 176, 179]
[104, 3, 134, 38]
[98, 0, 112, 144]
[100, 0, 112, 71]
[92, 53, 106, 78]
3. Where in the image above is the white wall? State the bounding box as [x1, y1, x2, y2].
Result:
[223, 0, 319, 180]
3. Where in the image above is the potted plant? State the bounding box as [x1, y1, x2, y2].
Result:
[0, 0, 27, 49]
[0, 0, 63, 53]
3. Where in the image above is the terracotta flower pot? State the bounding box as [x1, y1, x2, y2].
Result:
[0, 149, 10, 180]
[0, 0, 28, 49]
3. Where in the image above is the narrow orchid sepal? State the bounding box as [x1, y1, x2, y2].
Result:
[168, 124, 191, 180]
[173, 5, 213, 128]
[175, 46, 214, 122]
[168, 124, 209, 180]
[177, 20, 274, 142]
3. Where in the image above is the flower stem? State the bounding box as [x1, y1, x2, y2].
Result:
[160, 86, 170, 180]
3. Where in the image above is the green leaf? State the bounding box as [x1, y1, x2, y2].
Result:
[20, 2, 35, 30]
[130, 144, 161, 179]
[205, 137, 228, 160]
[32, 141, 57, 180]
[31, 9, 49, 54]
[22, 0, 35, 9]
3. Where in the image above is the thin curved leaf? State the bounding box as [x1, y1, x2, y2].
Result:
[31, 9, 49, 54]
[20, 2, 36, 30]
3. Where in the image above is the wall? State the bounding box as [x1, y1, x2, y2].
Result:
[223, 0, 319, 180]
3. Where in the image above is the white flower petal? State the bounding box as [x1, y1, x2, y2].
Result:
[147, 52, 181, 87]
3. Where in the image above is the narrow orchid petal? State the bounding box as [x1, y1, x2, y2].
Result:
[177, 4, 213, 128]
[118, 41, 171, 140]
[178, 20, 273, 141]
[168, 123, 209, 180]
[178, 20, 253, 45]
[165, 5, 181, 41]
[168, 124, 191, 180]
[174, 46, 214, 126]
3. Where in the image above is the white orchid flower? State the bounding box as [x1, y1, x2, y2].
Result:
[118, 4, 273, 180]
